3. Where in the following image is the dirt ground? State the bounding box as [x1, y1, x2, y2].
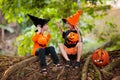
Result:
[0, 49, 120, 80]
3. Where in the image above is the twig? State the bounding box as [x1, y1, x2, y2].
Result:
[57, 67, 65, 80]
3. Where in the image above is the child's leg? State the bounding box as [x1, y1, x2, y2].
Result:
[36, 48, 46, 68]
[58, 43, 70, 61]
[76, 42, 83, 62]
[45, 46, 59, 64]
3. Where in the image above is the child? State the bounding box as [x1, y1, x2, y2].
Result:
[56, 10, 83, 68]
[28, 14, 61, 74]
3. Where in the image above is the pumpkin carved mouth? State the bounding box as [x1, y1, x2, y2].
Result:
[94, 59, 103, 63]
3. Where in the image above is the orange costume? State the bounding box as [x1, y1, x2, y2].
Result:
[28, 14, 61, 72]
[62, 10, 82, 55]
[32, 33, 50, 55]
[27, 14, 50, 55]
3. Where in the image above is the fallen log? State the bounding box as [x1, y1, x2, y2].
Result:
[1, 56, 38, 80]
[81, 55, 92, 80]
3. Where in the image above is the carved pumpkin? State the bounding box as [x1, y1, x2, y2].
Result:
[38, 35, 48, 46]
[92, 49, 109, 67]
[67, 32, 78, 43]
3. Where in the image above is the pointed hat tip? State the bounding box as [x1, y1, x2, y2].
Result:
[27, 14, 33, 17]
[77, 10, 82, 14]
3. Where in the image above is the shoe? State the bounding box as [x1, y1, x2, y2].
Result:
[41, 68, 47, 74]
[65, 61, 71, 68]
[74, 61, 80, 68]
[56, 63, 62, 68]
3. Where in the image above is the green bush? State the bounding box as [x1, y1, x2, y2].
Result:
[16, 25, 35, 56]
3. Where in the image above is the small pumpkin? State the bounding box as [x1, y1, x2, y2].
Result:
[92, 49, 109, 67]
[67, 32, 78, 43]
[38, 35, 48, 46]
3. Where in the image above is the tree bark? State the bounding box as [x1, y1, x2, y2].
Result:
[101, 58, 120, 75]
[112, 76, 120, 80]
[81, 55, 92, 80]
[92, 62, 102, 80]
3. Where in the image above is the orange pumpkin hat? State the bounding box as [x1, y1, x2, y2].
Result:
[62, 10, 82, 27]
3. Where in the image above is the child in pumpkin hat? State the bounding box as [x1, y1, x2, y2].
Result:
[56, 10, 83, 68]
[28, 14, 62, 74]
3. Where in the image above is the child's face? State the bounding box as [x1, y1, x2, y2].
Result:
[65, 22, 74, 30]
[42, 24, 48, 31]
[36, 24, 42, 31]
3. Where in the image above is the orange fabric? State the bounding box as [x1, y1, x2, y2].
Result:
[64, 10, 82, 27]
[32, 33, 51, 55]
[64, 46, 77, 55]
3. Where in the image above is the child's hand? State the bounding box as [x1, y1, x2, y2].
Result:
[75, 25, 79, 31]
[47, 29, 51, 34]
[36, 26, 42, 34]
[56, 22, 61, 29]
[56, 22, 63, 34]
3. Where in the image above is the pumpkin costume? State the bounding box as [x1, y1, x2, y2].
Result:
[32, 33, 50, 55]
[28, 14, 51, 55]
[62, 10, 82, 55]
[63, 30, 80, 55]
[28, 14, 61, 71]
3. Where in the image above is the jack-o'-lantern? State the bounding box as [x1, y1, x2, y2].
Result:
[67, 32, 78, 43]
[38, 35, 47, 47]
[92, 49, 109, 67]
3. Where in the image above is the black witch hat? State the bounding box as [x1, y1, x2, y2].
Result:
[27, 14, 50, 28]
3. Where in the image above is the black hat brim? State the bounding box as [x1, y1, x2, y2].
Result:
[42, 18, 50, 26]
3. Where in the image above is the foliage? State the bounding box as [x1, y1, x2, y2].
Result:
[16, 25, 35, 56]
[1, 0, 118, 56]
[106, 34, 120, 51]
[0, 0, 79, 24]
[0, 0, 80, 56]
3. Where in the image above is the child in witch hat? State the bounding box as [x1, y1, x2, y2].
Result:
[28, 14, 62, 74]
[56, 10, 83, 68]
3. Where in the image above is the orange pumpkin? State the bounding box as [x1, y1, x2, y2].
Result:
[92, 49, 109, 67]
[38, 35, 48, 46]
[67, 32, 78, 43]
